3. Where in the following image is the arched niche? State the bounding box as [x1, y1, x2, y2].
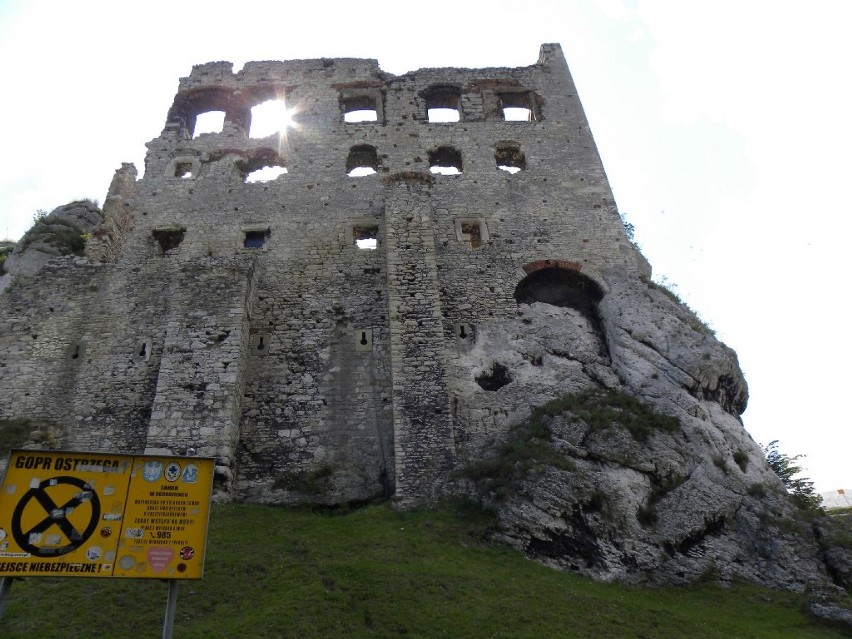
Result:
[514, 265, 605, 332]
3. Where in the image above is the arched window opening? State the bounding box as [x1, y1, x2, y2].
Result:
[249, 100, 295, 138]
[425, 87, 461, 123]
[514, 267, 604, 328]
[193, 111, 225, 138]
[499, 92, 537, 122]
[347, 145, 379, 177]
[428, 146, 462, 176]
[495, 143, 526, 173]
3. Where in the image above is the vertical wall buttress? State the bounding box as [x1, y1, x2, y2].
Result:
[384, 178, 455, 505]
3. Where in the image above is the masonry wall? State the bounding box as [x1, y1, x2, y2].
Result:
[0, 44, 649, 504]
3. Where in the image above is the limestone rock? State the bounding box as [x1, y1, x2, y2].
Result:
[450, 277, 842, 605]
[2, 200, 102, 284]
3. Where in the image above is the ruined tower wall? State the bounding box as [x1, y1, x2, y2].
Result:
[0, 45, 648, 504]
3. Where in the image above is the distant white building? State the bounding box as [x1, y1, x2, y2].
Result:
[820, 489, 852, 510]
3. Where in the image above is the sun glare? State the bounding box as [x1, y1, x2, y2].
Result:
[250, 100, 298, 138]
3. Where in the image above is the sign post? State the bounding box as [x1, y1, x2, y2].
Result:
[0, 450, 215, 629]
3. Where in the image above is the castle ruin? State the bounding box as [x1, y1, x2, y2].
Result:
[3, 46, 850, 606]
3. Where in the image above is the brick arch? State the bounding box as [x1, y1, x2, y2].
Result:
[514, 261, 608, 334]
[520, 260, 608, 294]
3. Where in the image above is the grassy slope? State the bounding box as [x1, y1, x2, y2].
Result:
[0, 503, 847, 639]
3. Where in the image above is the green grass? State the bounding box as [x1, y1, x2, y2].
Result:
[0, 502, 847, 638]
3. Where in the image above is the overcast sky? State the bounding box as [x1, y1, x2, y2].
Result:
[1, 0, 849, 492]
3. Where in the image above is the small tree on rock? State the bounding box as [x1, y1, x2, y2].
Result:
[762, 440, 823, 512]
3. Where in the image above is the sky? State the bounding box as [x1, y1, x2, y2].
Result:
[0, 0, 849, 492]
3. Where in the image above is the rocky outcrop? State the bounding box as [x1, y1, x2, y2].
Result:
[448, 276, 849, 621]
[0, 201, 102, 290]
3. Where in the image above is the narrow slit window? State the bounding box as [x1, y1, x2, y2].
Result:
[346, 145, 379, 177]
[353, 225, 379, 250]
[428, 146, 462, 176]
[193, 111, 225, 137]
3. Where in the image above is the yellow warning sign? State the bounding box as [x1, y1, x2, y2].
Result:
[0, 450, 214, 579]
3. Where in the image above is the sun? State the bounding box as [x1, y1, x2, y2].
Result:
[249, 99, 298, 139]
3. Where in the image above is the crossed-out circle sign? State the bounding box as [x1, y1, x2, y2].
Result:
[11, 476, 101, 557]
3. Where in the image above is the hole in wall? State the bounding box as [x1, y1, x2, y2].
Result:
[175, 162, 194, 179]
[152, 227, 186, 252]
[476, 362, 512, 391]
[424, 86, 461, 122]
[499, 92, 536, 122]
[353, 225, 379, 250]
[244, 231, 267, 249]
[428, 146, 462, 176]
[346, 145, 379, 176]
[193, 111, 225, 137]
[495, 143, 526, 173]
[245, 166, 288, 183]
[341, 94, 379, 123]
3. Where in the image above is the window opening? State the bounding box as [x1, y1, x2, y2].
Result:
[353, 225, 379, 250]
[495, 144, 526, 173]
[249, 100, 295, 138]
[460, 222, 482, 249]
[175, 162, 194, 179]
[425, 87, 462, 123]
[346, 145, 379, 177]
[152, 227, 186, 252]
[193, 111, 225, 137]
[499, 93, 536, 122]
[428, 108, 460, 123]
[341, 95, 378, 123]
[245, 166, 288, 183]
[428, 146, 462, 176]
[244, 231, 267, 249]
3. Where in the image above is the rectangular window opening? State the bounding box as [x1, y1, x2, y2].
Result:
[244, 231, 267, 249]
[460, 222, 483, 249]
[428, 107, 460, 123]
[499, 93, 537, 122]
[353, 225, 379, 250]
[193, 111, 226, 137]
[344, 109, 378, 123]
[341, 94, 381, 124]
[175, 162, 193, 179]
